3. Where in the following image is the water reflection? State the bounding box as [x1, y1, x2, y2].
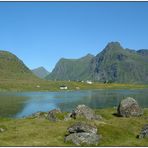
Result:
[0, 89, 147, 118]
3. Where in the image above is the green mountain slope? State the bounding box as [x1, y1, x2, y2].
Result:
[91, 42, 148, 83]
[46, 54, 94, 81]
[32, 67, 49, 79]
[46, 42, 148, 83]
[0, 50, 38, 81]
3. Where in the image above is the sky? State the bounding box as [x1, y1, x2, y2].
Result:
[0, 2, 148, 72]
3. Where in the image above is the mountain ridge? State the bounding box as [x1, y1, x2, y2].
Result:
[46, 42, 148, 83]
[0, 50, 38, 80]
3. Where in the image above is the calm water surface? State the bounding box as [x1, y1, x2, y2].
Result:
[0, 89, 148, 118]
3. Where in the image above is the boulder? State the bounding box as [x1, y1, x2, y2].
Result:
[27, 111, 48, 119]
[0, 127, 5, 133]
[47, 109, 62, 122]
[67, 122, 97, 134]
[64, 113, 72, 121]
[65, 132, 99, 146]
[117, 97, 143, 117]
[73, 104, 102, 120]
[138, 124, 148, 139]
[65, 122, 100, 146]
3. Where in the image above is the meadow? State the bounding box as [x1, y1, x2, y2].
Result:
[0, 108, 147, 146]
[0, 79, 147, 92]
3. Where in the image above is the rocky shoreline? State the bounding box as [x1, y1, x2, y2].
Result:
[20, 97, 147, 146]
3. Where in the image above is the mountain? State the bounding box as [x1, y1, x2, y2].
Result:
[0, 50, 38, 80]
[91, 42, 148, 83]
[46, 42, 148, 83]
[32, 67, 49, 79]
[46, 54, 94, 81]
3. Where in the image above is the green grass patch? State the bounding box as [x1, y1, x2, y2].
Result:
[0, 108, 147, 146]
[0, 79, 147, 92]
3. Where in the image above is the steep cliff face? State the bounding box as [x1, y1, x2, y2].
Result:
[91, 42, 148, 83]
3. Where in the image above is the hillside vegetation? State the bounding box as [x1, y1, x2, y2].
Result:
[46, 42, 148, 83]
[0, 50, 38, 81]
[0, 49, 148, 92]
[46, 54, 94, 81]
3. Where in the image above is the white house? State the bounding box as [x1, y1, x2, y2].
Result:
[60, 85, 68, 90]
[86, 80, 93, 84]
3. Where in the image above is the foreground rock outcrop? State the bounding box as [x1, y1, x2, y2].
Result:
[70, 104, 102, 120]
[138, 124, 148, 139]
[65, 122, 100, 146]
[117, 97, 143, 117]
[27, 109, 66, 122]
[47, 109, 62, 122]
[28, 111, 48, 119]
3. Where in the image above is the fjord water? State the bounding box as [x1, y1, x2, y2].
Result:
[0, 89, 148, 118]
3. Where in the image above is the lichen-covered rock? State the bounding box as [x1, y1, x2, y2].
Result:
[67, 122, 97, 134]
[138, 124, 148, 139]
[73, 104, 102, 120]
[65, 122, 100, 146]
[47, 109, 62, 121]
[65, 132, 99, 146]
[117, 97, 143, 117]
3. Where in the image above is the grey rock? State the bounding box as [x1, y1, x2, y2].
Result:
[47, 109, 61, 122]
[138, 124, 148, 139]
[73, 104, 102, 120]
[0, 128, 5, 133]
[65, 122, 100, 146]
[67, 122, 97, 134]
[117, 97, 143, 117]
[64, 113, 72, 121]
[27, 111, 48, 119]
[65, 132, 99, 146]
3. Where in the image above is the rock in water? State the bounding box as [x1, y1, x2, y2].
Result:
[117, 97, 143, 117]
[65, 122, 100, 146]
[138, 124, 148, 139]
[73, 104, 102, 120]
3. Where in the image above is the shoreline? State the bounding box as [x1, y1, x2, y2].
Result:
[0, 81, 148, 92]
[0, 107, 147, 146]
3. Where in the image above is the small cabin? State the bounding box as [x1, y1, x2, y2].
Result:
[86, 80, 93, 84]
[60, 85, 68, 90]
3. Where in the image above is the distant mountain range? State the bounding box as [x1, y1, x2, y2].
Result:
[46, 42, 148, 83]
[32, 67, 50, 79]
[0, 42, 148, 84]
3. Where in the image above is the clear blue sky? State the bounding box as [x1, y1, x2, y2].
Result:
[0, 2, 148, 72]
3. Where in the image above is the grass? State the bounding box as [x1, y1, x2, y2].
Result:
[0, 79, 148, 92]
[0, 108, 147, 146]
